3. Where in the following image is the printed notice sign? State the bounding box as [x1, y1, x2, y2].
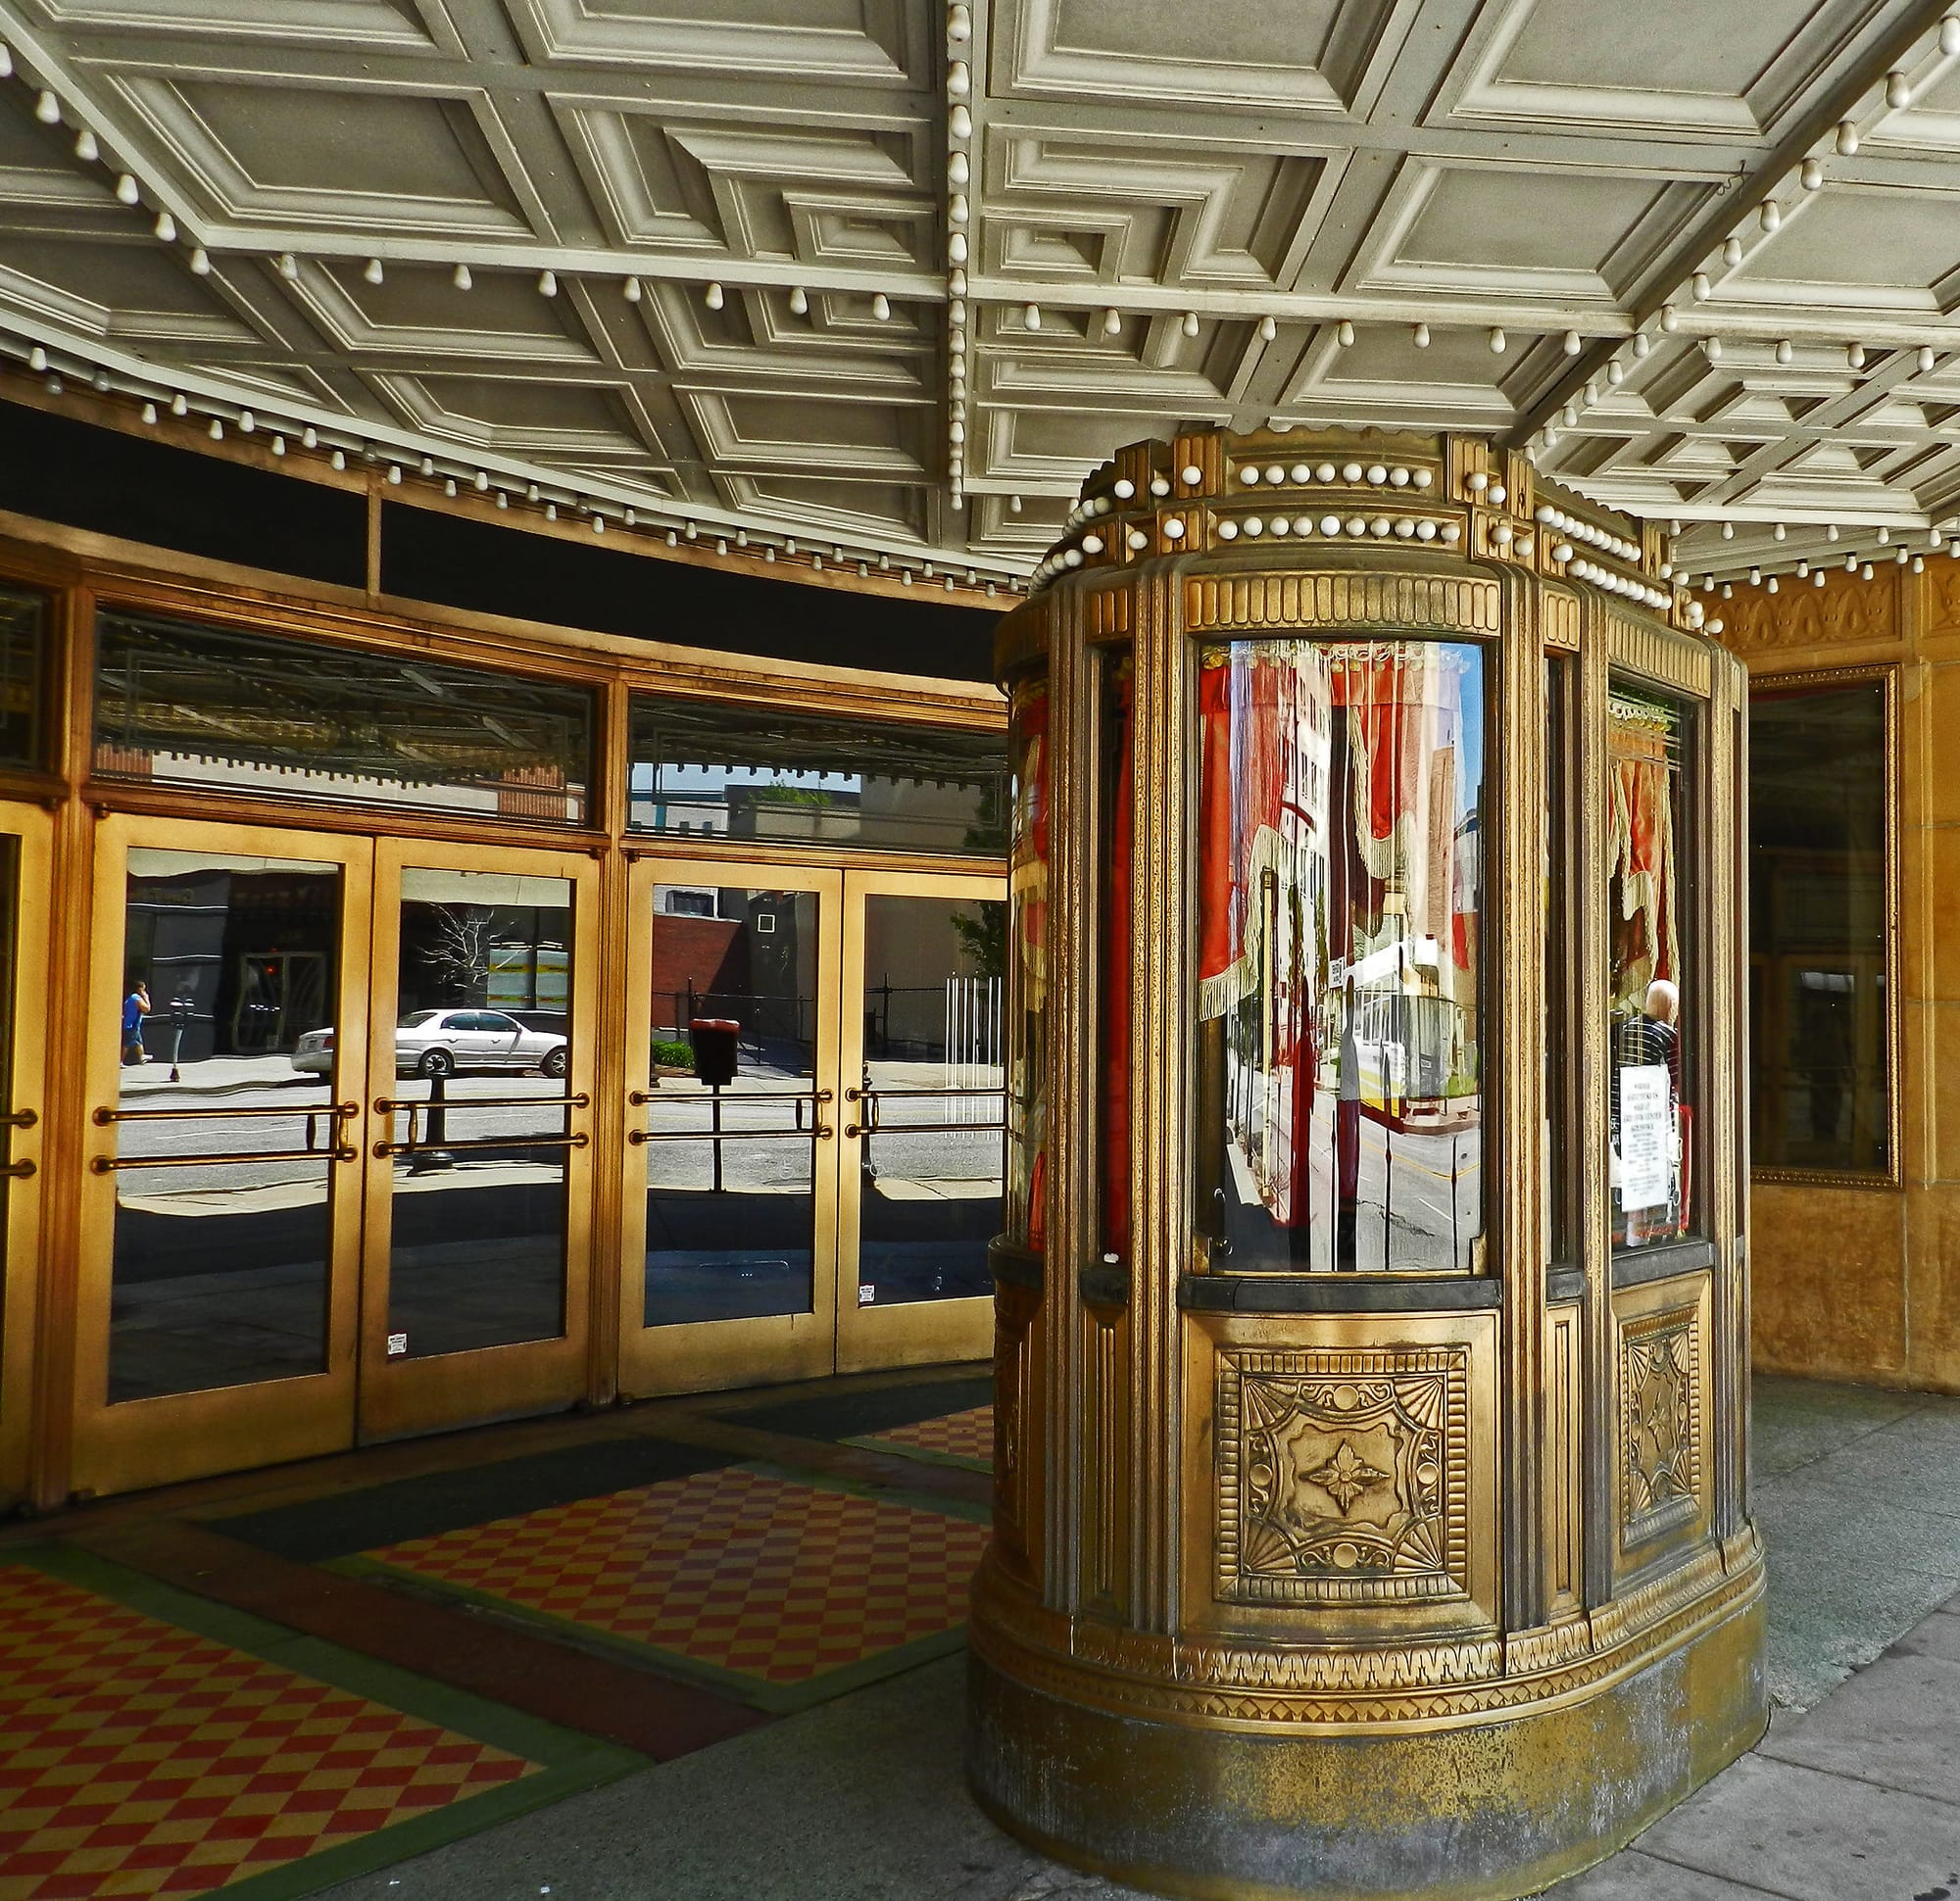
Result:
[1619, 1065, 1673, 1211]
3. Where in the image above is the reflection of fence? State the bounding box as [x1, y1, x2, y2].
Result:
[943, 976, 1003, 1129]
[653, 987, 815, 1061]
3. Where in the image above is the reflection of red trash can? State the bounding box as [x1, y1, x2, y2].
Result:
[688, 1017, 740, 1088]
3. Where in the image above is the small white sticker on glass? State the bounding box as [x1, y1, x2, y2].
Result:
[858, 1284, 876, 1306]
[386, 1332, 409, 1356]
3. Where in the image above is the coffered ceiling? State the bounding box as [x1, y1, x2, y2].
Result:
[2, 0, 1959, 585]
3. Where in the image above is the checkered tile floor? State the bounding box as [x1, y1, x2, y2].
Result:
[865, 1406, 994, 1466]
[369, 1467, 990, 1687]
[0, 1566, 537, 1901]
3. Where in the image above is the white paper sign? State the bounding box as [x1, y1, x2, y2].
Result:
[1619, 1065, 1673, 1211]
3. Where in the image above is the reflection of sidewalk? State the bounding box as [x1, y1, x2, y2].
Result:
[118, 1054, 320, 1097]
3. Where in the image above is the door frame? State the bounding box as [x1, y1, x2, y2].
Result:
[834, 865, 1005, 1374]
[71, 813, 374, 1498]
[0, 802, 52, 1507]
[617, 855, 845, 1397]
[357, 835, 602, 1442]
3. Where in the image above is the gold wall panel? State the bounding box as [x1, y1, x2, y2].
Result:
[1546, 1304, 1583, 1617]
[993, 1278, 1042, 1584]
[1542, 586, 1581, 651]
[1084, 1304, 1127, 1610]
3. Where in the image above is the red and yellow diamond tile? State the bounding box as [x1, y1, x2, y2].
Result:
[0, 1566, 538, 1901]
[368, 1466, 990, 1688]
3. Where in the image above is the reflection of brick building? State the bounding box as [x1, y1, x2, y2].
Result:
[649, 915, 748, 1037]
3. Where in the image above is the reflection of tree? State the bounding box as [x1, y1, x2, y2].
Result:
[954, 773, 1008, 979]
[952, 903, 1005, 980]
[420, 905, 493, 1001]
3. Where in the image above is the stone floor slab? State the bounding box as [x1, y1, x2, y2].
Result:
[1754, 1648, 1960, 1807]
[1632, 1753, 1960, 1901]
[1545, 1846, 1787, 1898]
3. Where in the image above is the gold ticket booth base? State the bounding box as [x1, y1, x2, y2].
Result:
[971, 425, 1764, 1900]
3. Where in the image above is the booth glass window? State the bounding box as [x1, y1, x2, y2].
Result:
[94, 610, 595, 823]
[1608, 686, 1697, 1249]
[1749, 677, 1889, 1175]
[1194, 638, 1487, 1274]
[0, 584, 49, 768]
[1545, 656, 1574, 1271]
[1004, 677, 1049, 1249]
[1101, 653, 1135, 1260]
[628, 696, 1006, 857]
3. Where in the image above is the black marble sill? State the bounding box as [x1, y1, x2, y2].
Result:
[1179, 1274, 1501, 1314]
[1610, 1237, 1718, 1290]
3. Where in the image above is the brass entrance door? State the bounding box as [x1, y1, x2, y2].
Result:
[74, 815, 374, 1496]
[73, 817, 599, 1495]
[0, 802, 52, 1508]
[835, 869, 1004, 1373]
[356, 838, 599, 1443]
[618, 858, 1005, 1396]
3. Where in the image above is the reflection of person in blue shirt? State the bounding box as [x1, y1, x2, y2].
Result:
[122, 980, 152, 1065]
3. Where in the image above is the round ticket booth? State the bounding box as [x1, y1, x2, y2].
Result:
[974, 426, 1765, 1901]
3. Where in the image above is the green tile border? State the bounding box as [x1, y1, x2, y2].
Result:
[1, 1542, 646, 1901]
[841, 1430, 993, 1476]
[335, 1460, 986, 1717]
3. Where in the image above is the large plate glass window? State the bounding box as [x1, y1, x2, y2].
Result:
[1607, 686, 1698, 1249]
[1193, 637, 1487, 1274]
[94, 610, 596, 823]
[0, 585, 49, 769]
[1748, 676, 1889, 1175]
[627, 695, 1006, 856]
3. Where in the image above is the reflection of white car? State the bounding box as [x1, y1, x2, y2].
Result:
[291, 1010, 568, 1080]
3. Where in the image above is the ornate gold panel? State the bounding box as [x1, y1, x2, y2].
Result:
[1542, 585, 1582, 651]
[1546, 1304, 1584, 1615]
[1722, 565, 1899, 652]
[1608, 611, 1714, 700]
[1613, 1270, 1714, 1570]
[1216, 1344, 1471, 1609]
[1181, 1308, 1499, 1640]
[1182, 571, 1499, 638]
[1085, 1304, 1127, 1608]
[1084, 585, 1131, 641]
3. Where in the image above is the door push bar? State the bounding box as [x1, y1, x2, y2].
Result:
[843, 1083, 1008, 1141]
[89, 1100, 361, 1171]
[626, 1085, 834, 1144]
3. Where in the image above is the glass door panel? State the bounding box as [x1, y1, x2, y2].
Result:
[0, 806, 51, 1511]
[837, 871, 1005, 1373]
[74, 820, 371, 1498]
[359, 845, 596, 1442]
[619, 863, 841, 1395]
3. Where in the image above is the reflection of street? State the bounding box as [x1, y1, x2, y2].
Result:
[106, 1056, 575, 1399]
[639, 1057, 1005, 1323]
[1221, 1088, 1483, 1273]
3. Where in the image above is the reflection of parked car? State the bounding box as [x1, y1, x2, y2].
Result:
[291, 1010, 568, 1079]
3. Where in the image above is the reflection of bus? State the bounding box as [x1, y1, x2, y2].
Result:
[1338, 939, 1478, 1135]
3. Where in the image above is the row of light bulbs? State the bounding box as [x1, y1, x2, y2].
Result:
[1533, 9, 1960, 458]
[5, 338, 1020, 596]
[944, 0, 974, 511]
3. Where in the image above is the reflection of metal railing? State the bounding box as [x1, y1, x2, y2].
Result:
[844, 1083, 1007, 1141]
[90, 1098, 359, 1172]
